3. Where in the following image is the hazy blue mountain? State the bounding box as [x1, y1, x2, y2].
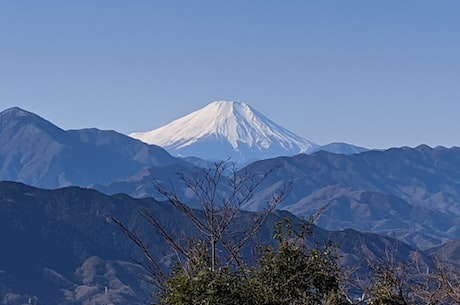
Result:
[0, 181, 422, 305]
[239, 145, 460, 249]
[93, 163, 202, 202]
[312, 142, 369, 155]
[88, 142, 460, 249]
[0, 107, 185, 189]
[3, 106, 460, 252]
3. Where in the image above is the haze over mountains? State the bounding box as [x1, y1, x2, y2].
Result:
[240, 146, 460, 249]
[2, 103, 460, 304]
[0, 107, 187, 189]
[1, 105, 460, 249]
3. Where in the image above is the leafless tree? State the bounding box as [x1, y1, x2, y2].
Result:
[113, 160, 290, 289]
[347, 244, 460, 305]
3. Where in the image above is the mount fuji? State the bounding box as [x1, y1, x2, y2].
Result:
[130, 101, 319, 163]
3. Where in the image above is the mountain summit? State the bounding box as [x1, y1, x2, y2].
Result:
[0, 107, 179, 189]
[130, 101, 318, 162]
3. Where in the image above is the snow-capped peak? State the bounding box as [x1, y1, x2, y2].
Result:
[130, 101, 318, 162]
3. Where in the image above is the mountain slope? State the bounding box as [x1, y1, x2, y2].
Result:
[130, 101, 318, 162]
[94, 145, 460, 249]
[0, 181, 422, 305]
[239, 145, 460, 249]
[0, 107, 184, 189]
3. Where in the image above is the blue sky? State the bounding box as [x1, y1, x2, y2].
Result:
[0, 1, 459, 149]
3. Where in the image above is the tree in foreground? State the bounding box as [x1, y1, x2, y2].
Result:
[114, 160, 460, 305]
[156, 217, 350, 305]
[114, 160, 290, 300]
[252, 217, 350, 305]
[352, 245, 460, 305]
[150, 160, 290, 274]
[114, 160, 352, 304]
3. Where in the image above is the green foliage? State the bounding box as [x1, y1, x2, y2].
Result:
[157, 267, 249, 305]
[367, 267, 408, 305]
[253, 218, 348, 305]
[154, 241, 254, 305]
[154, 218, 350, 305]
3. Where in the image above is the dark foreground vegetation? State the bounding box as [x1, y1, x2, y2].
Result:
[115, 161, 460, 305]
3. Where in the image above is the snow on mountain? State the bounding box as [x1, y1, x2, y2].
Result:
[130, 101, 319, 162]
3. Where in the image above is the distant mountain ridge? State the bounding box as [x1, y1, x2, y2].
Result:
[0, 105, 368, 193]
[238, 145, 460, 249]
[130, 101, 320, 163]
[0, 107, 186, 189]
[312, 142, 369, 155]
[3, 105, 459, 251]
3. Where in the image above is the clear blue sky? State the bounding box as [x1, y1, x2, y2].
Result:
[1, 1, 459, 149]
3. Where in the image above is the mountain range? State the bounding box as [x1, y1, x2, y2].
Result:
[1, 105, 460, 251]
[1, 103, 460, 304]
[0, 181, 433, 305]
[0, 107, 188, 189]
[240, 146, 460, 249]
[92, 144, 460, 250]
